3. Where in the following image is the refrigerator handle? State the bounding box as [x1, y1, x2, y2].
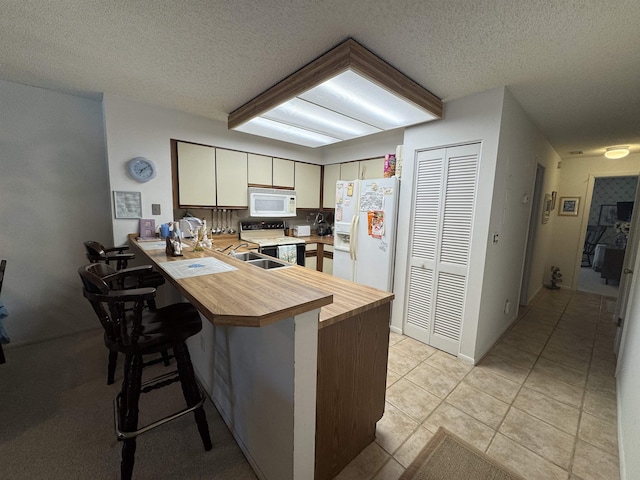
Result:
[349, 215, 356, 260]
[352, 215, 360, 261]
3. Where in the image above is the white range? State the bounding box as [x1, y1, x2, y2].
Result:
[239, 220, 306, 266]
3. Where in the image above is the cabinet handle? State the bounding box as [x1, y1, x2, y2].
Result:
[624, 268, 634, 275]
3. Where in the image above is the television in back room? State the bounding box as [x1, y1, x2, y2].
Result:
[617, 201, 634, 222]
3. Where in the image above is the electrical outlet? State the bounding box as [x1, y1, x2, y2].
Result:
[152, 203, 161, 215]
[492, 233, 499, 244]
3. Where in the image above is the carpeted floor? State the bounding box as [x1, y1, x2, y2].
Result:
[0, 329, 257, 480]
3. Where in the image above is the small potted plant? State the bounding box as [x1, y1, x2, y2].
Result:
[548, 266, 562, 290]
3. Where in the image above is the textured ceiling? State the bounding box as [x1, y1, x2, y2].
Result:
[1, 0, 639, 158]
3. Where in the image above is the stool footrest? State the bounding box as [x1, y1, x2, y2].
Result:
[114, 371, 207, 440]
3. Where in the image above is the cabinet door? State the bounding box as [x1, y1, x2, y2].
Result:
[177, 141, 216, 207]
[324, 245, 334, 275]
[248, 153, 272, 186]
[273, 158, 295, 188]
[305, 244, 317, 270]
[216, 149, 248, 207]
[340, 161, 359, 181]
[359, 158, 385, 179]
[323, 257, 333, 275]
[323, 164, 341, 209]
[295, 162, 321, 209]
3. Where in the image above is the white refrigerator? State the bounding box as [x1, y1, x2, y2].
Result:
[333, 177, 400, 292]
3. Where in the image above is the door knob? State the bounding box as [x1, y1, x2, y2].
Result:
[624, 268, 633, 274]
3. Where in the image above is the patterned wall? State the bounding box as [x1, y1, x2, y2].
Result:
[587, 176, 637, 245]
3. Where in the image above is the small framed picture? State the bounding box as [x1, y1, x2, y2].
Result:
[113, 191, 142, 219]
[542, 193, 552, 224]
[598, 204, 617, 226]
[558, 196, 580, 216]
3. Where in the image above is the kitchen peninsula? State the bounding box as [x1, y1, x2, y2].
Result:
[129, 235, 393, 480]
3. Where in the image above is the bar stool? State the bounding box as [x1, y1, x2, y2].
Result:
[84, 240, 135, 269]
[79, 263, 212, 480]
[84, 241, 168, 384]
[84, 241, 167, 297]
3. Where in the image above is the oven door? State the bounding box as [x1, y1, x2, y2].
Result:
[260, 244, 305, 267]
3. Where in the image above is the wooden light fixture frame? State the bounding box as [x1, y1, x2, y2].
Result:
[228, 38, 443, 130]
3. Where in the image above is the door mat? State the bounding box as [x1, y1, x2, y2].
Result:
[399, 427, 526, 480]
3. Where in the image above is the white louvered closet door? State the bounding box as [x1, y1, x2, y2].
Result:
[404, 143, 480, 355]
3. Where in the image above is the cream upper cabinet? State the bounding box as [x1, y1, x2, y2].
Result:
[295, 162, 321, 209]
[339, 161, 359, 181]
[359, 158, 385, 179]
[273, 158, 295, 188]
[248, 153, 272, 186]
[323, 163, 341, 209]
[216, 148, 248, 207]
[177, 141, 216, 207]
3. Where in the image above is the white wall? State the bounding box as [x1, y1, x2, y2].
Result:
[523, 140, 562, 302]
[0, 80, 110, 345]
[102, 95, 322, 246]
[474, 89, 559, 357]
[392, 87, 504, 362]
[549, 154, 640, 288]
[393, 87, 563, 362]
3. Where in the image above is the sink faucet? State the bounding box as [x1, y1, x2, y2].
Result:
[216, 244, 235, 253]
[229, 243, 249, 255]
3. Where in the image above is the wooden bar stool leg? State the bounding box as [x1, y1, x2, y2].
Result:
[120, 353, 143, 480]
[161, 350, 171, 366]
[174, 342, 212, 451]
[107, 350, 118, 385]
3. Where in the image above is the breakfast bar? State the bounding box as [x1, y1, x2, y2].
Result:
[129, 235, 393, 480]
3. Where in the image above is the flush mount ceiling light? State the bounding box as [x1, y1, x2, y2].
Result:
[604, 146, 630, 159]
[228, 38, 443, 148]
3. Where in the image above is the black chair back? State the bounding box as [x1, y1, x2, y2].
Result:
[84, 241, 134, 269]
[78, 263, 154, 349]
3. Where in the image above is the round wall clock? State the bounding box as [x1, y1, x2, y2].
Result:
[127, 157, 157, 183]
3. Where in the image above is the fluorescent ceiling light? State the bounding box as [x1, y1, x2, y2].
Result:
[236, 116, 342, 148]
[604, 146, 630, 159]
[229, 38, 443, 148]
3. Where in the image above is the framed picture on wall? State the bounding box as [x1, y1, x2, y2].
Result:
[542, 193, 552, 224]
[598, 204, 617, 226]
[558, 196, 580, 216]
[113, 191, 142, 219]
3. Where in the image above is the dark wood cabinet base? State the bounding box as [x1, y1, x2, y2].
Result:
[315, 303, 390, 480]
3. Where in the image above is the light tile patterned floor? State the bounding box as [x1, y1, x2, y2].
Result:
[335, 288, 620, 480]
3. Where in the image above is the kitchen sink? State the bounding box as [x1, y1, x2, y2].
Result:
[230, 252, 263, 261]
[246, 258, 290, 270]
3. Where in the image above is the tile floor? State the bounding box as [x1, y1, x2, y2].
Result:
[335, 288, 620, 480]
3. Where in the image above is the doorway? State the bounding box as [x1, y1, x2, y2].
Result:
[520, 164, 545, 305]
[577, 175, 638, 297]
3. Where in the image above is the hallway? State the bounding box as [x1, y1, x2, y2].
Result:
[337, 288, 619, 480]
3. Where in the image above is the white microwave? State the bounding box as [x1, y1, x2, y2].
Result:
[248, 187, 296, 217]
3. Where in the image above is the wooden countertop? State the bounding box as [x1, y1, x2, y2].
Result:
[129, 235, 392, 330]
[301, 235, 334, 246]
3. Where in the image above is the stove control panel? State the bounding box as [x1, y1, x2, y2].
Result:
[239, 221, 285, 232]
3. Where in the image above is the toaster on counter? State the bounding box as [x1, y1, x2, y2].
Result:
[293, 225, 311, 237]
